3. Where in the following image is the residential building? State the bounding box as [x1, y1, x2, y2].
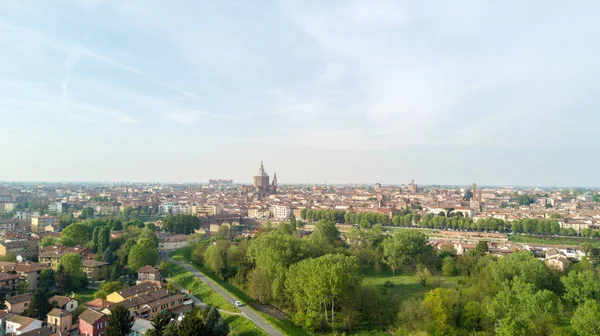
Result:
[38, 246, 93, 270]
[3, 203, 17, 213]
[0, 262, 45, 291]
[0, 240, 38, 260]
[137, 266, 161, 283]
[158, 235, 188, 251]
[5, 315, 43, 335]
[5, 293, 32, 314]
[48, 295, 78, 313]
[0, 220, 18, 234]
[106, 282, 160, 303]
[270, 205, 291, 219]
[129, 318, 154, 336]
[47, 202, 63, 214]
[0, 273, 21, 298]
[47, 308, 72, 334]
[30, 216, 57, 233]
[78, 309, 107, 336]
[13, 212, 40, 221]
[82, 260, 109, 281]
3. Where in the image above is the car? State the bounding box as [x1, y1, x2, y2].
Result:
[235, 301, 243, 307]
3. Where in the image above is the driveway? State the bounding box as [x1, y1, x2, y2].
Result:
[161, 252, 284, 336]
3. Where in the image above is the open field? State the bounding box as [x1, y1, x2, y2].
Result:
[508, 234, 597, 246]
[224, 314, 269, 336]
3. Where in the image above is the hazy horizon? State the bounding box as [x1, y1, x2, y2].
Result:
[1, 1, 599, 186]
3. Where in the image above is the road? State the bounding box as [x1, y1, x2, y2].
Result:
[161, 252, 284, 336]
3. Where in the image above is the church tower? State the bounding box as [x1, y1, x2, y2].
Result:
[253, 161, 270, 194]
[271, 172, 277, 194]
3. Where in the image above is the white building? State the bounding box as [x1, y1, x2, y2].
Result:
[6, 315, 43, 335]
[48, 202, 63, 214]
[270, 205, 291, 220]
[129, 318, 154, 336]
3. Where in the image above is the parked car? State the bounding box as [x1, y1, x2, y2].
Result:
[235, 301, 243, 307]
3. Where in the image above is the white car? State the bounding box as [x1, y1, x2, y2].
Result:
[235, 301, 243, 307]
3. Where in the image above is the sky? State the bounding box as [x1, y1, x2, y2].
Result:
[1, 1, 599, 186]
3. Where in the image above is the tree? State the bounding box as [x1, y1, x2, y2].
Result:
[422, 288, 459, 335]
[80, 207, 95, 219]
[571, 300, 600, 336]
[312, 219, 340, 245]
[103, 246, 114, 264]
[285, 254, 361, 330]
[40, 236, 58, 247]
[382, 230, 431, 275]
[17, 281, 29, 295]
[178, 307, 204, 335]
[61, 223, 91, 246]
[247, 267, 272, 304]
[149, 310, 173, 336]
[107, 305, 134, 336]
[488, 277, 557, 336]
[128, 241, 159, 271]
[490, 252, 550, 290]
[561, 270, 600, 305]
[463, 190, 473, 201]
[97, 226, 111, 255]
[26, 289, 51, 320]
[442, 256, 458, 276]
[203, 306, 229, 336]
[475, 241, 489, 255]
[289, 214, 297, 232]
[59, 253, 84, 277]
[217, 224, 231, 238]
[204, 241, 228, 279]
[55, 264, 71, 290]
[39, 268, 55, 291]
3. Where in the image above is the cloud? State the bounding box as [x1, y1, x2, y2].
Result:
[165, 110, 201, 125]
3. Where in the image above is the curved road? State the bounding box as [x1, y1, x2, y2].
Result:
[161, 252, 284, 336]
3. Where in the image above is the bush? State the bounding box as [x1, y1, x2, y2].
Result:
[384, 280, 395, 288]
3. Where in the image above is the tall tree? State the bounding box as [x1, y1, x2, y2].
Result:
[571, 300, 600, 336]
[39, 268, 55, 291]
[59, 253, 84, 277]
[148, 310, 173, 336]
[107, 305, 134, 336]
[289, 214, 297, 232]
[128, 240, 159, 271]
[26, 289, 51, 320]
[382, 230, 431, 275]
[202, 306, 229, 336]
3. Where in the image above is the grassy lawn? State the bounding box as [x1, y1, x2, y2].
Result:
[508, 234, 597, 246]
[224, 314, 268, 336]
[362, 267, 459, 305]
[74, 287, 96, 304]
[169, 263, 239, 313]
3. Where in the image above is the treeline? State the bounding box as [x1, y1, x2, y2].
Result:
[189, 219, 600, 335]
[162, 214, 201, 234]
[190, 220, 439, 332]
[54, 218, 160, 282]
[301, 208, 580, 236]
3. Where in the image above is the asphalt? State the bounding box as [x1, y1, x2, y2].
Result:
[161, 252, 284, 336]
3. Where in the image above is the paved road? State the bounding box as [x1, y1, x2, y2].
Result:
[162, 252, 284, 336]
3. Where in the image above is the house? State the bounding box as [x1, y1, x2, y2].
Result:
[38, 245, 93, 270]
[454, 243, 476, 255]
[48, 295, 78, 312]
[30, 216, 58, 233]
[85, 298, 115, 311]
[0, 273, 22, 298]
[78, 309, 108, 336]
[0, 239, 39, 260]
[129, 318, 154, 336]
[137, 266, 161, 283]
[5, 293, 33, 314]
[5, 315, 43, 335]
[106, 282, 160, 303]
[82, 260, 109, 281]
[138, 265, 162, 283]
[19, 326, 54, 336]
[0, 220, 19, 233]
[158, 235, 188, 251]
[47, 308, 72, 334]
[0, 261, 45, 291]
[0, 310, 8, 336]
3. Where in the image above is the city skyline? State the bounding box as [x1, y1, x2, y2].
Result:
[1, 1, 600, 185]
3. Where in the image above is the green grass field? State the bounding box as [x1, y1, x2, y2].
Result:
[224, 314, 269, 336]
[508, 234, 597, 246]
[74, 287, 96, 304]
[363, 270, 459, 303]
